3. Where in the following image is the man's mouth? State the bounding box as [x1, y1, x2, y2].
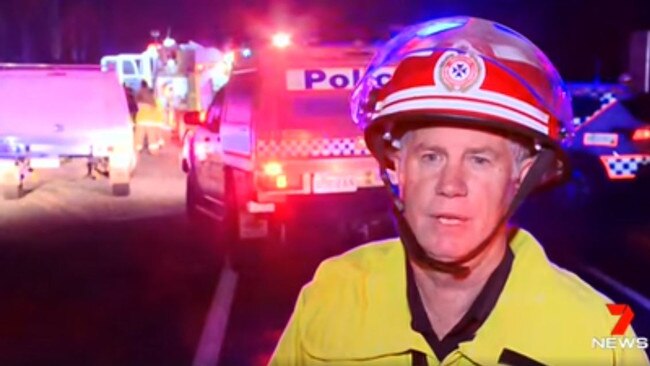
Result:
[433, 214, 468, 226]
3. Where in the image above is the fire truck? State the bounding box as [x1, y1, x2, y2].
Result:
[182, 34, 394, 254]
[101, 40, 231, 139]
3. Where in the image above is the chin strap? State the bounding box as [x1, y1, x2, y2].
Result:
[375, 139, 557, 276]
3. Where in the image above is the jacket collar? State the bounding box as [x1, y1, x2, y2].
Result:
[303, 229, 555, 363]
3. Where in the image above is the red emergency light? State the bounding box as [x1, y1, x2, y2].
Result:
[146, 43, 161, 53]
[632, 126, 650, 141]
[271, 32, 291, 48]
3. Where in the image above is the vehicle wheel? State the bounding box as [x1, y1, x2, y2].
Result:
[186, 172, 202, 222]
[2, 184, 23, 200]
[111, 182, 130, 197]
[221, 171, 240, 251]
[221, 171, 264, 271]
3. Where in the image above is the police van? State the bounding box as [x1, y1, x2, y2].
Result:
[182, 40, 394, 251]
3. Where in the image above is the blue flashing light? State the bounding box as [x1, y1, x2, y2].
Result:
[241, 48, 252, 58]
[416, 19, 466, 37]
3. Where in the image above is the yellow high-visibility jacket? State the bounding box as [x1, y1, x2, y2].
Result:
[270, 229, 649, 366]
[135, 103, 165, 126]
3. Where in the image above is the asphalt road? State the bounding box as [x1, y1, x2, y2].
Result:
[0, 145, 352, 366]
[0, 147, 221, 365]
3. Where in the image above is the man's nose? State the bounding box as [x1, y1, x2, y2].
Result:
[435, 162, 468, 197]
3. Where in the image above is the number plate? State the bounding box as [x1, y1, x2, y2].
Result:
[313, 173, 358, 194]
[583, 132, 618, 147]
[30, 158, 61, 169]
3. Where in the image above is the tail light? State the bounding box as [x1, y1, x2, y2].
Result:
[183, 111, 206, 126]
[263, 161, 283, 176]
[275, 175, 288, 189]
[257, 161, 301, 191]
[632, 127, 650, 141]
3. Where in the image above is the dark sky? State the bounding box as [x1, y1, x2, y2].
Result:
[1, 0, 650, 82]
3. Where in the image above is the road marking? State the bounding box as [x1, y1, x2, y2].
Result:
[196, 205, 221, 221]
[584, 266, 650, 311]
[105, 207, 185, 222]
[192, 260, 239, 366]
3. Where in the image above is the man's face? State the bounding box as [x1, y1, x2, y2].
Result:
[395, 126, 528, 262]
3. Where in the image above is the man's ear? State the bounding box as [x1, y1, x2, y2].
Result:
[388, 149, 401, 173]
[387, 148, 406, 198]
[516, 155, 537, 191]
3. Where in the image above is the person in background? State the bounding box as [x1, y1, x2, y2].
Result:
[134, 79, 165, 154]
[123, 83, 138, 124]
[135, 79, 156, 106]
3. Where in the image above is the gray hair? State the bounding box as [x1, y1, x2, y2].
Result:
[508, 140, 534, 177]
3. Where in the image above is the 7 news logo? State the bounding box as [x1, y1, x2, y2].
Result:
[592, 304, 648, 350]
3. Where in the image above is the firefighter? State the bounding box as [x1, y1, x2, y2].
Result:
[135, 79, 156, 106]
[269, 17, 650, 366]
[134, 80, 165, 154]
[123, 83, 138, 124]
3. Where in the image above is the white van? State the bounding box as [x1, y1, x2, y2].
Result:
[0, 64, 136, 199]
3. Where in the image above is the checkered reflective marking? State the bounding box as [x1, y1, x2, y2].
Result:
[600, 155, 650, 179]
[572, 93, 617, 127]
[257, 137, 371, 158]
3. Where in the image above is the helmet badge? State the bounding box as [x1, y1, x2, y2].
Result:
[438, 53, 481, 91]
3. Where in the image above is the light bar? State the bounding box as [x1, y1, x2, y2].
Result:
[272, 32, 291, 48]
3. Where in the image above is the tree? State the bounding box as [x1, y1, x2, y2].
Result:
[61, 0, 100, 63]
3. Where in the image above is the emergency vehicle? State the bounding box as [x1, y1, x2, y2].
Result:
[562, 30, 650, 190]
[182, 36, 394, 250]
[101, 40, 230, 139]
[563, 82, 650, 192]
[100, 52, 154, 91]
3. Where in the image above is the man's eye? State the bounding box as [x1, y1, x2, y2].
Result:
[470, 155, 491, 166]
[421, 153, 440, 162]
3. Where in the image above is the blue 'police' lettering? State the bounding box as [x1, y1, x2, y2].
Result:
[330, 75, 349, 89]
[302, 68, 391, 89]
[352, 69, 362, 86]
[305, 69, 326, 89]
[377, 73, 391, 87]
